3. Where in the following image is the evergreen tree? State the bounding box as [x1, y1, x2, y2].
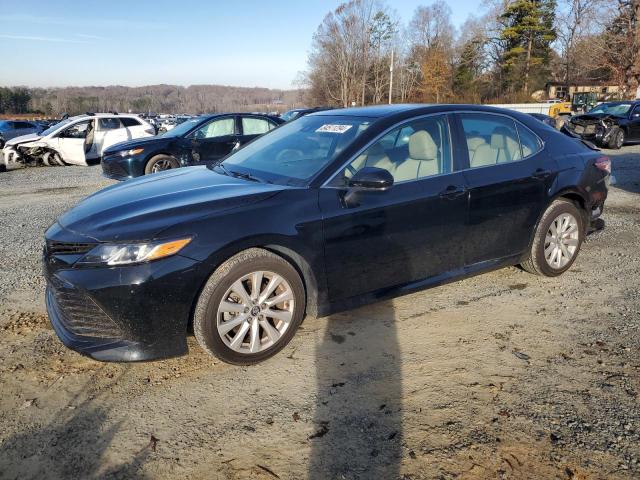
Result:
[500, 0, 557, 95]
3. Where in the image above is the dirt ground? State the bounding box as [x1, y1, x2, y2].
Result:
[0, 147, 638, 480]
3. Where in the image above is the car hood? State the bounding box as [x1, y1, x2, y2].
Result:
[5, 132, 41, 147]
[56, 166, 289, 242]
[570, 113, 620, 124]
[103, 135, 168, 155]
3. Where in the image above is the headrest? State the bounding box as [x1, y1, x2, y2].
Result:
[409, 130, 437, 161]
[491, 127, 513, 149]
[466, 136, 485, 151]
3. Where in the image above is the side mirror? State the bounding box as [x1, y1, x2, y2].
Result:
[348, 167, 394, 191]
[342, 167, 393, 208]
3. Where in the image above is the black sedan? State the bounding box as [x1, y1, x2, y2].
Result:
[563, 101, 640, 149]
[101, 113, 284, 180]
[44, 104, 610, 364]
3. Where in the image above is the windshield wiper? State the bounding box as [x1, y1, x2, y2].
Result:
[214, 163, 231, 176]
[226, 168, 264, 183]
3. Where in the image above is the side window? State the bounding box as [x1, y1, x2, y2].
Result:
[59, 121, 90, 139]
[335, 115, 452, 185]
[192, 118, 235, 139]
[98, 118, 122, 130]
[242, 117, 274, 135]
[16, 121, 34, 129]
[460, 114, 522, 168]
[516, 124, 542, 157]
[121, 117, 141, 127]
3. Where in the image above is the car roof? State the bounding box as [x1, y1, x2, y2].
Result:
[308, 103, 541, 122]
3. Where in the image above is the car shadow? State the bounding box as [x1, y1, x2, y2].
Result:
[307, 300, 403, 479]
[0, 367, 152, 480]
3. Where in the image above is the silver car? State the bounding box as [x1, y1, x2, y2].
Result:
[0, 120, 41, 149]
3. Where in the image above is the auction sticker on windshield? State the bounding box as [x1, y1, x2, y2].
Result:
[316, 124, 353, 133]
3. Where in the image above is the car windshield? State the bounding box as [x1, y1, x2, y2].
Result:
[160, 117, 202, 137]
[40, 119, 69, 136]
[219, 115, 372, 186]
[589, 103, 633, 117]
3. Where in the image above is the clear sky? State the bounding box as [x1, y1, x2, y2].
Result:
[0, 0, 478, 89]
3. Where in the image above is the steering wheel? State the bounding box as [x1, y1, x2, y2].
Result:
[275, 149, 304, 163]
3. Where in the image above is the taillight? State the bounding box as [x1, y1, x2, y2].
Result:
[594, 156, 611, 174]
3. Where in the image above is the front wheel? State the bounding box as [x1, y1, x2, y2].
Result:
[144, 154, 179, 174]
[608, 127, 625, 150]
[521, 199, 584, 277]
[194, 248, 306, 365]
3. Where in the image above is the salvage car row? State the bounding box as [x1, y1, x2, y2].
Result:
[1, 100, 636, 176]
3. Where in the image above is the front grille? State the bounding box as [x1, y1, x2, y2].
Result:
[46, 240, 95, 256]
[102, 160, 128, 178]
[49, 278, 123, 339]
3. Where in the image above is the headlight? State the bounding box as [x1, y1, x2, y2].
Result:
[118, 148, 144, 157]
[77, 237, 192, 266]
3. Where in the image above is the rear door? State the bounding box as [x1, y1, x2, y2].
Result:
[320, 114, 469, 301]
[187, 116, 238, 163]
[455, 112, 555, 265]
[93, 117, 128, 158]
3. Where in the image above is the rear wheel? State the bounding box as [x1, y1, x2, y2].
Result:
[608, 127, 625, 150]
[144, 154, 179, 174]
[521, 199, 584, 277]
[194, 248, 306, 365]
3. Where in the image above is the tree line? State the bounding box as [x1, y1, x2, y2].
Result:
[303, 0, 640, 106]
[0, 84, 303, 116]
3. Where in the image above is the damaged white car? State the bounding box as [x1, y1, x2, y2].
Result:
[0, 113, 155, 171]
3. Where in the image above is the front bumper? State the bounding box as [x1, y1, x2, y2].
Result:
[44, 246, 205, 362]
[101, 154, 145, 181]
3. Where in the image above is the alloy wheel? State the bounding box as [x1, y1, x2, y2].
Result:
[151, 158, 175, 172]
[544, 212, 579, 269]
[216, 270, 294, 354]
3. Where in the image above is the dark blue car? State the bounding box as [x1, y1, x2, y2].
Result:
[44, 104, 610, 364]
[101, 113, 284, 180]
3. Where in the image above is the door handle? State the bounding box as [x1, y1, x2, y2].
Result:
[439, 185, 467, 199]
[531, 168, 552, 179]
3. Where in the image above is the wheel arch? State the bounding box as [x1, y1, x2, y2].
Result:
[524, 187, 589, 258]
[187, 240, 325, 333]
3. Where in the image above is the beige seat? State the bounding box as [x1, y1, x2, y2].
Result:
[393, 130, 440, 182]
[466, 136, 486, 159]
[345, 143, 394, 179]
[491, 127, 521, 163]
[470, 127, 521, 167]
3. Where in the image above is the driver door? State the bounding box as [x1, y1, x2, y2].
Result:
[628, 105, 640, 140]
[319, 114, 469, 301]
[188, 116, 238, 163]
[56, 120, 90, 165]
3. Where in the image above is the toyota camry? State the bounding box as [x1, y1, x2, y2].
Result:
[43, 105, 610, 364]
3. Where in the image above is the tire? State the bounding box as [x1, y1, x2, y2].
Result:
[144, 154, 179, 175]
[608, 127, 625, 150]
[521, 199, 585, 277]
[194, 248, 306, 365]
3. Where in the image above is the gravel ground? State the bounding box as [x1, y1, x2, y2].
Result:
[0, 148, 638, 479]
